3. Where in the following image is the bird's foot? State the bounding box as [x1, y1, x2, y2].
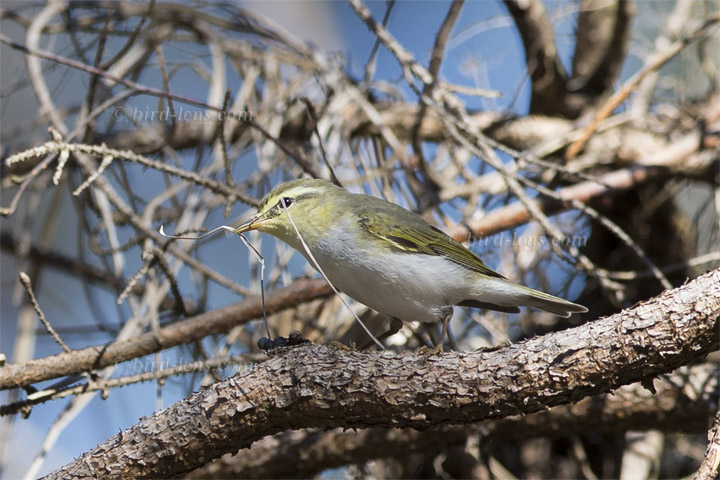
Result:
[418, 343, 444, 357]
[329, 341, 353, 351]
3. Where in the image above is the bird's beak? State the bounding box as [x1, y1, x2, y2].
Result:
[234, 213, 267, 234]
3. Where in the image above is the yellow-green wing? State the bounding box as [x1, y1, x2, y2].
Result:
[357, 202, 506, 280]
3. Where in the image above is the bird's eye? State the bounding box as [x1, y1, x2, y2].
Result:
[280, 197, 293, 208]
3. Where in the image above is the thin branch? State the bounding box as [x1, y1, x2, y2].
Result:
[99, 0, 155, 70]
[0, 32, 240, 124]
[361, 0, 395, 86]
[17, 272, 70, 353]
[0, 278, 332, 391]
[410, 0, 464, 194]
[80, 13, 112, 142]
[601, 252, 720, 280]
[218, 88, 234, 188]
[445, 129, 708, 242]
[512, 167, 672, 289]
[25, 2, 68, 135]
[299, 97, 341, 186]
[0, 31, 311, 175]
[2, 138, 259, 210]
[0, 353, 264, 416]
[155, 45, 176, 134]
[631, 0, 693, 118]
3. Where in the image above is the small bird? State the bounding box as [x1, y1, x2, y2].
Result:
[235, 178, 587, 346]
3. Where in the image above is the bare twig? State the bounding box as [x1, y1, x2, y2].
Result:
[361, 0, 395, 86]
[17, 272, 70, 353]
[0, 353, 264, 417]
[219, 88, 234, 188]
[0, 278, 332, 391]
[3, 138, 259, 208]
[155, 45, 176, 133]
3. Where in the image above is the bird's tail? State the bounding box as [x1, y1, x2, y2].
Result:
[463, 279, 588, 317]
[515, 283, 588, 318]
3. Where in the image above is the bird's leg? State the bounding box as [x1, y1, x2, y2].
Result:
[420, 311, 452, 356]
[439, 312, 451, 347]
[359, 316, 403, 350]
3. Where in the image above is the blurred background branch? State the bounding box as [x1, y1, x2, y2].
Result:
[1, 0, 718, 478]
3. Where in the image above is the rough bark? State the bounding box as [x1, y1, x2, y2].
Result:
[187, 362, 718, 478]
[43, 267, 720, 479]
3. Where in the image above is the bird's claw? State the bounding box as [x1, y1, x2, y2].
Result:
[418, 343, 444, 357]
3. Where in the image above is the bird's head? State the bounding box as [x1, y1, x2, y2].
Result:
[234, 178, 342, 247]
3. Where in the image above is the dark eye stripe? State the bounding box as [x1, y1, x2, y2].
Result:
[259, 191, 317, 218]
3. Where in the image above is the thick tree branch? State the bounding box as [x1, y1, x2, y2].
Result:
[566, 10, 720, 159]
[43, 268, 719, 479]
[571, 0, 634, 96]
[503, 0, 568, 116]
[188, 362, 718, 478]
[695, 410, 720, 480]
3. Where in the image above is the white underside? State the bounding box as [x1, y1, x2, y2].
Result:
[295, 224, 525, 324]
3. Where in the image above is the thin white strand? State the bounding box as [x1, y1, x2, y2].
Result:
[159, 224, 236, 240]
[280, 202, 385, 349]
[159, 225, 272, 338]
[238, 233, 272, 338]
